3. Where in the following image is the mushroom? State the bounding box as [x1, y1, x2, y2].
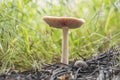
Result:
[43, 16, 85, 64]
[74, 60, 88, 68]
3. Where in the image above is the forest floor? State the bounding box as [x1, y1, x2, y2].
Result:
[0, 46, 120, 80]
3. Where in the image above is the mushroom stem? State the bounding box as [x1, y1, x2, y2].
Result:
[61, 27, 69, 64]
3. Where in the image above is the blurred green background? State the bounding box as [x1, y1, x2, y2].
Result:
[0, 0, 120, 73]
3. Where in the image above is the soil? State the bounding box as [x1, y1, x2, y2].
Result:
[0, 46, 120, 80]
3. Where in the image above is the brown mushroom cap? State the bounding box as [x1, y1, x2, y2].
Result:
[43, 16, 85, 29]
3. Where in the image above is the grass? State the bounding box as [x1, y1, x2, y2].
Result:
[0, 0, 120, 73]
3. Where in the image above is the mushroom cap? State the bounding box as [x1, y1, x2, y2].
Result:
[43, 16, 85, 29]
[74, 60, 88, 68]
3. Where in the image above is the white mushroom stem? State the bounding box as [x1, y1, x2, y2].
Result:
[61, 27, 69, 64]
